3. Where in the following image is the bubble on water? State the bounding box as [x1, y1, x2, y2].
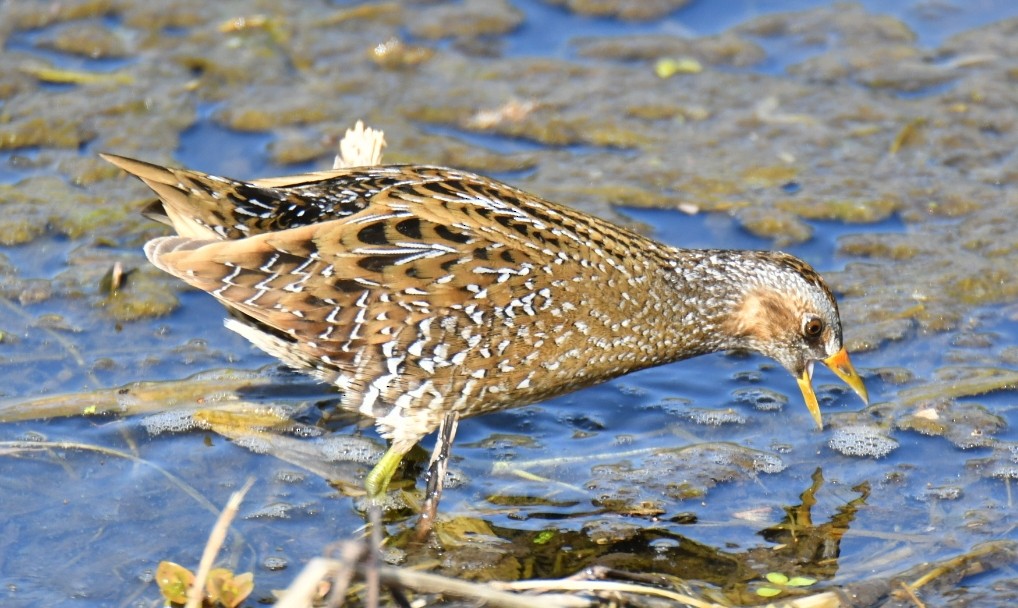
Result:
[286, 423, 323, 438]
[559, 412, 606, 432]
[245, 502, 301, 519]
[233, 435, 273, 454]
[829, 425, 898, 458]
[771, 442, 794, 454]
[991, 464, 1018, 479]
[582, 518, 641, 544]
[684, 408, 746, 426]
[257, 403, 321, 430]
[751, 452, 786, 474]
[319, 435, 384, 464]
[614, 434, 634, 446]
[382, 546, 406, 565]
[650, 397, 693, 416]
[262, 556, 288, 571]
[731, 387, 788, 412]
[649, 537, 680, 551]
[617, 383, 646, 397]
[443, 467, 468, 489]
[922, 485, 963, 500]
[141, 410, 209, 435]
[732, 370, 762, 383]
[274, 470, 306, 484]
[353, 489, 407, 513]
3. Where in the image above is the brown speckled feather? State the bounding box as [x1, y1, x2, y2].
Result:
[138, 167, 688, 445]
[104, 153, 864, 453]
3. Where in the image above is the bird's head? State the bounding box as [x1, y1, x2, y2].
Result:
[721, 252, 868, 427]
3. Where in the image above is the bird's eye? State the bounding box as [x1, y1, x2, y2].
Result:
[803, 316, 824, 339]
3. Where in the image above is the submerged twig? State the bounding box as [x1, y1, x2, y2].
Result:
[0, 368, 278, 422]
[379, 567, 590, 608]
[896, 581, 927, 608]
[493, 579, 720, 608]
[904, 541, 1015, 594]
[276, 557, 591, 608]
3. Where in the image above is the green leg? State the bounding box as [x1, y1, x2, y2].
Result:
[365, 443, 411, 500]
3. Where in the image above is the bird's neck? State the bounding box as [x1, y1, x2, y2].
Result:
[649, 248, 756, 362]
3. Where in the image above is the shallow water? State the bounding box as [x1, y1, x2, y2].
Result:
[2, 0, 1018, 606]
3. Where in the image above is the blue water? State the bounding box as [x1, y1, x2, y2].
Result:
[3, 13, 135, 75]
[173, 102, 274, 177]
[622, 206, 907, 270]
[508, 0, 1018, 68]
[4, 1, 1018, 606]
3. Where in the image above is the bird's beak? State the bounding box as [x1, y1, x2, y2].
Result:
[824, 347, 869, 405]
[795, 347, 868, 430]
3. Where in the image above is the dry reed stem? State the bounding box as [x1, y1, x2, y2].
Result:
[185, 478, 255, 608]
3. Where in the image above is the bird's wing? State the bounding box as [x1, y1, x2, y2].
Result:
[143, 179, 625, 420]
[103, 153, 391, 239]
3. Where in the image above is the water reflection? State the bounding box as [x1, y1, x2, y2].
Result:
[381, 466, 871, 604]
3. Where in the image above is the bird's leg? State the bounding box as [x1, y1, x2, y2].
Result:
[365, 442, 413, 500]
[415, 411, 460, 541]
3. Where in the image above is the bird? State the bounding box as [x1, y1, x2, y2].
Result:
[102, 153, 868, 500]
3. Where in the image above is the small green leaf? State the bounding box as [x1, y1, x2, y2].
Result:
[756, 586, 782, 597]
[205, 568, 231, 604]
[206, 569, 254, 608]
[787, 576, 817, 587]
[155, 561, 195, 604]
[230, 572, 255, 605]
[654, 57, 702, 79]
[766, 572, 790, 585]
[533, 530, 555, 545]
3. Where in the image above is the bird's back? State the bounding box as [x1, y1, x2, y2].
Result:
[107, 156, 698, 445]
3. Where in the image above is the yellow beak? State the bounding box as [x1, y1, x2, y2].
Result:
[795, 347, 869, 429]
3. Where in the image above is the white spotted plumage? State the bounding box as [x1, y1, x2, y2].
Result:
[106, 153, 865, 489]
